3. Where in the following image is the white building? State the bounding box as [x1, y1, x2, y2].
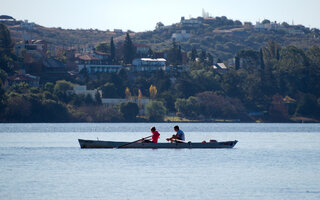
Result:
[132, 58, 166, 72]
[68, 85, 101, 99]
[172, 30, 190, 42]
[114, 29, 123, 33]
[76, 54, 123, 73]
[255, 21, 280, 31]
[213, 63, 228, 71]
[180, 17, 202, 28]
[21, 20, 36, 30]
[288, 28, 305, 35]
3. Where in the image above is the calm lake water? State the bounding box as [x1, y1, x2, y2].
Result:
[0, 123, 320, 200]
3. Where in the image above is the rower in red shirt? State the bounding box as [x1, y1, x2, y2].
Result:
[151, 126, 160, 143]
[144, 126, 160, 143]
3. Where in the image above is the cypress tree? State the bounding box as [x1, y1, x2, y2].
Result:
[235, 56, 240, 70]
[0, 23, 13, 73]
[177, 45, 182, 65]
[110, 37, 115, 64]
[123, 33, 135, 64]
[260, 48, 265, 70]
[190, 47, 197, 61]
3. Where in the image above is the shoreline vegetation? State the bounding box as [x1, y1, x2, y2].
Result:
[1, 16, 320, 123]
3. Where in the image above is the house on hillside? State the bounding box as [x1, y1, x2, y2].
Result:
[255, 21, 280, 31]
[21, 20, 36, 30]
[92, 51, 110, 60]
[14, 40, 49, 75]
[67, 85, 101, 100]
[172, 30, 190, 42]
[213, 63, 228, 71]
[76, 53, 123, 73]
[15, 40, 48, 57]
[114, 29, 123, 34]
[7, 73, 40, 87]
[132, 58, 166, 72]
[180, 17, 201, 28]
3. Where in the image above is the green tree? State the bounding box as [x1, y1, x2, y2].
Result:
[155, 22, 164, 29]
[54, 80, 73, 93]
[235, 56, 240, 70]
[167, 41, 182, 65]
[119, 101, 139, 121]
[53, 80, 73, 103]
[295, 93, 320, 118]
[96, 42, 109, 53]
[190, 47, 197, 61]
[44, 82, 54, 93]
[259, 48, 265, 69]
[306, 46, 320, 96]
[278, 46, 310, 95]
[4, 95, 32, 122]
[0, 69, 7, 116]
[175, 96, 198, 118]
[199, 49, 206, 63]
[207, 53, 213, 65]
[100, 82, 119, 98]
[236, 49, 259, 71]
[95, 91, 102, 105]
[110, 37, 115, 63]
[123, 32, 135, 64]
[262, 19, 271, 24]
[145, 100, 166, 121]
[0, 23, 14, 73]
[41, 100, 70, 122]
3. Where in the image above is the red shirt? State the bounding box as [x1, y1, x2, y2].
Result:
[152, 131, 160, 143]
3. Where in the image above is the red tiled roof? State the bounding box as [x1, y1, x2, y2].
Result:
[94, 51, 110, 55]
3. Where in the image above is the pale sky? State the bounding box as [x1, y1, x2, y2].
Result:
[1, 0, 319, 32]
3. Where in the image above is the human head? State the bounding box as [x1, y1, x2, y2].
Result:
[174, 125, 179, 132]
[151, 126, 156, 132]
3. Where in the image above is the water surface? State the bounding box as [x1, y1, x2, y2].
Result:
[0, 123, 319, 200]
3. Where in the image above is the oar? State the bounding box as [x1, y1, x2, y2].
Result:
[117, 135, 153, 148]
[171, 138, 189, 143]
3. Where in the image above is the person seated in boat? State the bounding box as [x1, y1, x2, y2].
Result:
[166, 125, 185, 143]
[143, 127, 160, 143]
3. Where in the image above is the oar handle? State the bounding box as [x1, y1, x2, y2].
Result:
[117, 135, 153, 148]
[171, 138, 188, 143]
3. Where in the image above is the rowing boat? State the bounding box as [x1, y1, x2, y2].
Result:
[78, 139, 238, 149]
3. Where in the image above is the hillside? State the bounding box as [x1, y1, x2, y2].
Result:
[6, 19, 123, 48]
[4, 16, 320, 63]
[133, 17, 320, 62]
